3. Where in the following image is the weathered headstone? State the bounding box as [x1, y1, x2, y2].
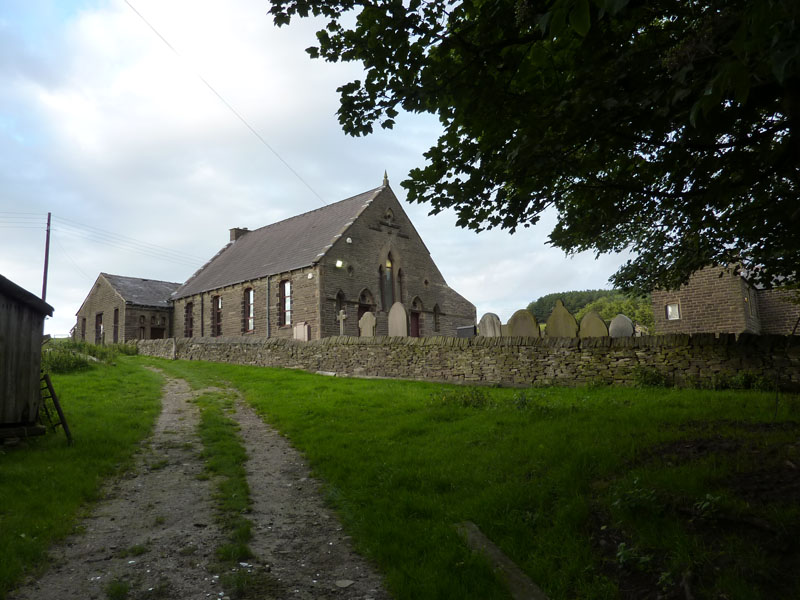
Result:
[292, 321, 310, 341]
[358, 311, 376, 337]
[477, 313, 503, 337]
[507, 309, 540, 338]
[544, 299, 579, 338]
[579, 311, 608, 338]
[337, 309, 347, 336]
[457, 325, 477, 338]
[609, 314, 635, 338]
[387, 302, 408, 337]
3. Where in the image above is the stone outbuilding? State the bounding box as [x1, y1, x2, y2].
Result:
[74, 273, 180, 343]
[652, 266, 800, 335]
[172, 180, 475, 340]
[1, 274, 53, 435]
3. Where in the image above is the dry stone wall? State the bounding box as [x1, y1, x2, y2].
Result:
[135, 333, 800, 391]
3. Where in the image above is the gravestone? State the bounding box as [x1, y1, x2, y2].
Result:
[292, 321, 310, 341]
[456, 325, 477, 338]
[387, 302, 408, 337]
[545, 299, 579, 338]
[507, 309, 540, 338]
[358, 311, 376, 337]
[579, 311, 608, 338]
[609, 314, 635, 338]
[337, 309, 347, 336]
[477, 313, 502, 337]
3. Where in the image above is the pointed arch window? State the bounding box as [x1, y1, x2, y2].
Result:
[358, 288, 375, 321]
[433, 304, 441, 332]
[380, 254, 394, 310]
[397, 268, 405, 304]
[335, 290, 346, 324]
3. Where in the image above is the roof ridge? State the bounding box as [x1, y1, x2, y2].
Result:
[246, 186, 383, 234]
[103, 272, 182, 286]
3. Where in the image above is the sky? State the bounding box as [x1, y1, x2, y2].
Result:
[0, 0, 629, 336]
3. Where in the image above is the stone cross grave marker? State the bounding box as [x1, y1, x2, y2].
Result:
[337, 309, 347, 336]
[507, 309, 540, 338]
[545, 299, 579, 338]
[358, 311, 376, 337]
[477, 313, 503, 337]
[579, 311, 608, 338]
[609, 314, 635, 337]
[293, 321, 310, 341]
[387, 302, 408, 337]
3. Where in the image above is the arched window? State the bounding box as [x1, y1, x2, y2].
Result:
[358, 288, 375, 321]
[212, 296, 223, 336]
[279, 280, 292, 326]
[335, 290, 346, 323]
[397, 269, 405, 304]
[380, 254, 394, 310]
[185, 302, 194, 337]
[433, 304, 441, 333]
[243, 288, 254, 333]
[410, 297, 423, 338]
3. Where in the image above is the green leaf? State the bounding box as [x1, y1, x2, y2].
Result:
[570, 0, 591, 37]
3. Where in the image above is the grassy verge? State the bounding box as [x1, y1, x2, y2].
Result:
[192, 389, 280, 599]
[0, 358, 162, 600]
[140, 358, 800, 599]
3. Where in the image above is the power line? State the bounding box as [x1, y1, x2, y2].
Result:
[52, 215, 207, 263]
[53, 236, 93, 281]
[123, 0, 327, 206]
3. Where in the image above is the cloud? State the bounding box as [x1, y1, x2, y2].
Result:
[0, 0, 629, 335]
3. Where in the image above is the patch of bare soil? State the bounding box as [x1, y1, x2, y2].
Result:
[10, 376, 391, 600]
[230, 398, 389, 600]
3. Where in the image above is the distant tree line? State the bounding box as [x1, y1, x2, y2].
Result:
[527, 290, 654, 331]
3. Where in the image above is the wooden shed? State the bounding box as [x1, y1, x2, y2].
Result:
[0, 274, 54, 432]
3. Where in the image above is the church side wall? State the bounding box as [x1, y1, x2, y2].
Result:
[172, 267, 320, 340]
[135, 334, 800, 391]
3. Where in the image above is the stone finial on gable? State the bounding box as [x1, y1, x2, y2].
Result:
[383, 170, 389, 187]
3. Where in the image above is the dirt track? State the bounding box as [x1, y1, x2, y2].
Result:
[10, 375, 389, 600]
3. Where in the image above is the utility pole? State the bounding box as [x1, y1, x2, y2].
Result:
[42, 212, 51, 301]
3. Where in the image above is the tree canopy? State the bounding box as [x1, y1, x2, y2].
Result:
[527, 289, 618, 321]
[573, 293, 654, 331]
[269, 0, 800, 293]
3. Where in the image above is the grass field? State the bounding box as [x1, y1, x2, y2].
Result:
[0, 359, 162, 600]
[3, 355, 799, 599]
[147, 358, 800, 600]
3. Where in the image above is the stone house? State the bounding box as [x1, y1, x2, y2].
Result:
[74, 273, 180, 343]
[171, 180, 475, 340]
[652, 266, 799, 335]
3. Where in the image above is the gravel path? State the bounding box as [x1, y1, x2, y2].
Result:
[10, 374, 390, 600]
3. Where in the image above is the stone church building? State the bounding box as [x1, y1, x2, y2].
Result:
[74, 273, 180, 343]
[170, 180, 476, 340]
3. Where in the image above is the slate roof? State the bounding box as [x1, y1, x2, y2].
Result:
[173, 186, 384, 299]
[103, 274, 181, 308]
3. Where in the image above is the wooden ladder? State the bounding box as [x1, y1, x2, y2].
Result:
[40, 373, 73, 445]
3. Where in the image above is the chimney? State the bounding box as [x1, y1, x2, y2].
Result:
[230, 227, 249, 242]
